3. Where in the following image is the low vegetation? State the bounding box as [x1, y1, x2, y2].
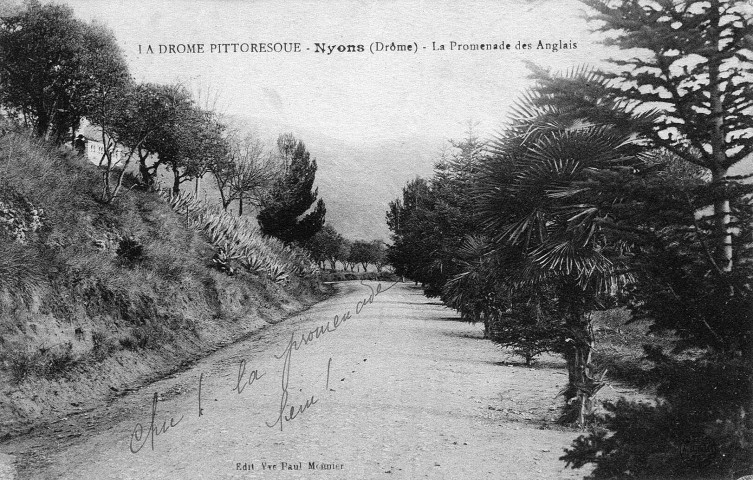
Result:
[159, 188, 320, 283]
[0, 131, 324, 435]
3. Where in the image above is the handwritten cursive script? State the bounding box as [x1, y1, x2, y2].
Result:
[127, 279, 401, 447]
[232, 359, 266, 394]
[129, 392, 184, 453]
[266, 280, 398, 430]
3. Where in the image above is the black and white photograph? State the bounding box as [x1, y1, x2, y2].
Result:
[0, 0, 751, 479]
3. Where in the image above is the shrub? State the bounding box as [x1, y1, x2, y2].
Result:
[119, 335, 138, 351]
[490, 315, 562, 366]
[562, 351, 753, 479]
[116, 236, 144, 267]
[211, 243, 238, 275]
[91, 330, 117, 360]
[5, 349, 35, 383]
[41, 341, 75, 378]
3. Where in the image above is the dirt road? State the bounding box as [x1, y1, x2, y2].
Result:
[0, 281, 593, 480]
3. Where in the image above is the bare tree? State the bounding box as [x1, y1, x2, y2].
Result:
[276, 132, 297, 174]
[211, 130, 277, 215]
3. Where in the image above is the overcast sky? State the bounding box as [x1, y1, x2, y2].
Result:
[61, 0, 607, 143]
[16, 0, 750, 240]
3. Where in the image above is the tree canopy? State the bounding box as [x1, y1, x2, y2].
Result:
[0, 1, 129, 143]
[583, 0, 753, 271]
[257, 137, 326, 243]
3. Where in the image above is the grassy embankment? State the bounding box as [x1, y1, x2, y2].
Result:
[0, 132, 326, 438]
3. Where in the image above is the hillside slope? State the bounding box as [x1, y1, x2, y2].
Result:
[0, 132, 326, 438]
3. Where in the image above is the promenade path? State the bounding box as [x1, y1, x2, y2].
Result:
[0, 281, 592, 480]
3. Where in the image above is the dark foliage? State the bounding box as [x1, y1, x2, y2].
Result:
[562, 352, 753, 479]
[386, 131, 485, 293]
[561, 151, 753, 477]
[0, 1, 129, 143]
[386, 177, 440, 286]
[116, 236, 144, 267]
[257, 140, 325, 243]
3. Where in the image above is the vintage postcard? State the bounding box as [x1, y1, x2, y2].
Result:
[0, 0, 751, 479]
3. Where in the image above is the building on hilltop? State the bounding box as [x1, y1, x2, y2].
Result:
[76, 121, 125, 167]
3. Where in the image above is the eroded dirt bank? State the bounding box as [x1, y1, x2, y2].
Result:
[0, 274, 326, 442]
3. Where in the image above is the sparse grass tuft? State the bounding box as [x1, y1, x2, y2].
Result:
[0, 241, 45, 302]
[3, 342, 77, 383]
[91, 330, 118, 360]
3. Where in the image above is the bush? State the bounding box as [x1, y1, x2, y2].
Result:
[562, 352, 753, 479]
[116, 236, 144, 266]
[41, 341, 75, 377]
[490, 311, 563, 366]
[119, 335, 138, 351]
[211, 244, 237, 275]
[91, 330, 118, 360]
[5, 349, 35, 383]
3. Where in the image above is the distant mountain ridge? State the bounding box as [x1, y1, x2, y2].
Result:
[229, 115, 445, 242]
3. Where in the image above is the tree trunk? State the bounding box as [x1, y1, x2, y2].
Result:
[172, 170, 181, 195]
[36, 106, 49, 139]
[238, 195, 244, 216]
[708, 41, 733, 273]
[558, 283, 599, 427]
[139, 160, 152, 189]
[712, 167, 733, 272]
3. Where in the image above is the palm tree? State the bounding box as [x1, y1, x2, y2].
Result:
[444, 235, 562, 365]
[475, 66, 648, 425]
[441, 234, 502, 338]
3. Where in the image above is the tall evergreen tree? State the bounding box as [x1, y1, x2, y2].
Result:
[582, 0, 753, 272]
[386, 177, 438, 284]
[257, 138, 325, 243]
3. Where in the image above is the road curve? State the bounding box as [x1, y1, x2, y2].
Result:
[1, 281, 589, 480]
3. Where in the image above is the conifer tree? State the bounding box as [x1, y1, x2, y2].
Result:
[583, 0, 753, 271]
[257, 138, 325, 243]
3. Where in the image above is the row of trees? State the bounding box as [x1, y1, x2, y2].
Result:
[0, 1, 327, 247]
[0, 2, 225, 201]
[306, 224, 387, 272]
[388, 0, 752, 477]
